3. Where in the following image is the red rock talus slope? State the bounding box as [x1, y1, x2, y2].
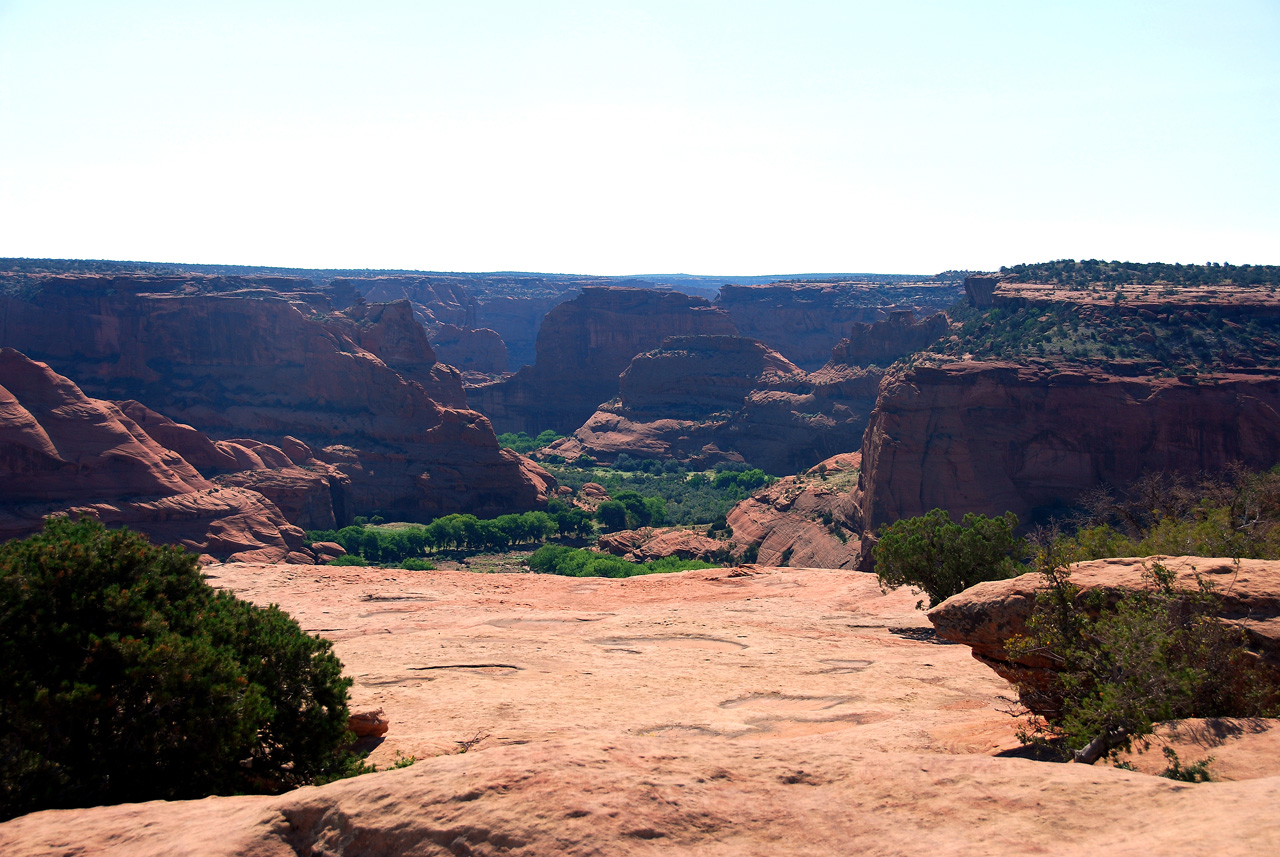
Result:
[469, 287, 739, 435]
[552, 334, 885, 474]
[726, 452, 864, 568]
[928, 555, 1280, 713]
[854, 275, 1280, 531]
[715, 280, 962, 369]
[0, 348, 309, 562]
[0, 276, 549, 523]
[5, 562, 1279, 855]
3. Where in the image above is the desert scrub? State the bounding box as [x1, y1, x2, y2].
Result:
[527, 545, 717, 578]
[0, 518, 358, 819]
[873, 509, 1026, 608]
[1007, 555, 1279, 764]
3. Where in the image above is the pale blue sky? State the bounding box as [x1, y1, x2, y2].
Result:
[1, 1, 1276, 274]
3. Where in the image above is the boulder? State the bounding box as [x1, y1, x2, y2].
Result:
[597, 527, 729, 563]
[725, 454, 863, 569]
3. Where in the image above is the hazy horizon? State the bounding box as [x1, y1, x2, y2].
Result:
[2, 1, 1277, 275]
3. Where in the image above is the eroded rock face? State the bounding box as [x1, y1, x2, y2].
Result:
[835, 310, 950, 367]
[596, 527, 730, 563]
[619, 335, 806, 418]
[0, 277, 547, 523]
[0, 349, 309, 562]
[551, 336, 885, 475]
[927, 556, 1280, 714]
[726, 453, 863, 569]
[854, 361, 1280, 531]
[716, 281, 962, 369]
[430, 323, 509, 375]
[469, 287, 739, 435]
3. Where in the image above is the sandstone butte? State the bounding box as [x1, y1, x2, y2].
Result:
[0, 274, 552, 524]
[0, 348, 311, 562]
[549, 313, 943, 475]
[853, 274, 1280, 532]
[469, 287, 740, 436]
[4, 560, 1279, 855]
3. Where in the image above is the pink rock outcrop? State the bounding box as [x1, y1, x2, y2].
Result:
[927, 556, 1280, 714]
[597, 527, 730, 562]
[5, 562, 1277, 854]
[0, 348, 310, 562]
[725, 453, 863, 568]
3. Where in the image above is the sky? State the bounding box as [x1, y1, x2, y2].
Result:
[1, 1, 1277, 276]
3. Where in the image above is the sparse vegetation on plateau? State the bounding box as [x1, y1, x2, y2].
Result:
[923, 301, 1280, 369]
[1000, 259, 1280, 289]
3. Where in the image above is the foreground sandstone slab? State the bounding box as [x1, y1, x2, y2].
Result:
[4, 565, 1279, 855]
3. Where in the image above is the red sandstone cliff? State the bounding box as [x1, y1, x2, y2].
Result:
[855, 361, 1280, 531]
[715, 281, 962, 370]
[469, 287, 739, 435]
[551, 335, 885, 475]
[854, 275, 1280, 531]
[0, 277, 550, 523]
[0, 349, 310, 562]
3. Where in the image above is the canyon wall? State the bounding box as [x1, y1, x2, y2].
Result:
[0, 349, 311, 562]
[856, 362, 1280, 530]
[468, 287, 739, 435]
[716, 281, 961, 370]
[854, 274, 1280, 531]
[0, 276, 551, 524]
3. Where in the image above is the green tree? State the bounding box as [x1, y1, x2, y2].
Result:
[1008, 555, 1278, 763]
[0, 519, 355, 819]
[873, 509, 1026, 608]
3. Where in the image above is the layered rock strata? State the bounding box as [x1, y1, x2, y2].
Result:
[725, 453, 863, 569]
[0, 349, 309, 562]
[468, 287, 739, 435]
[0, 276, 550, 523]
[551, 335, 884, 475]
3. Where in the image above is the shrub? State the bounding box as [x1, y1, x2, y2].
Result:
[0, 519, 355, 819]
[873, 509, 1026, 608]
[1008, 555, 1278, 763]
[526, 545, 715, 578]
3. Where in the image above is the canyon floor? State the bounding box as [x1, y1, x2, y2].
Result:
[4, 564, 1280, 856]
